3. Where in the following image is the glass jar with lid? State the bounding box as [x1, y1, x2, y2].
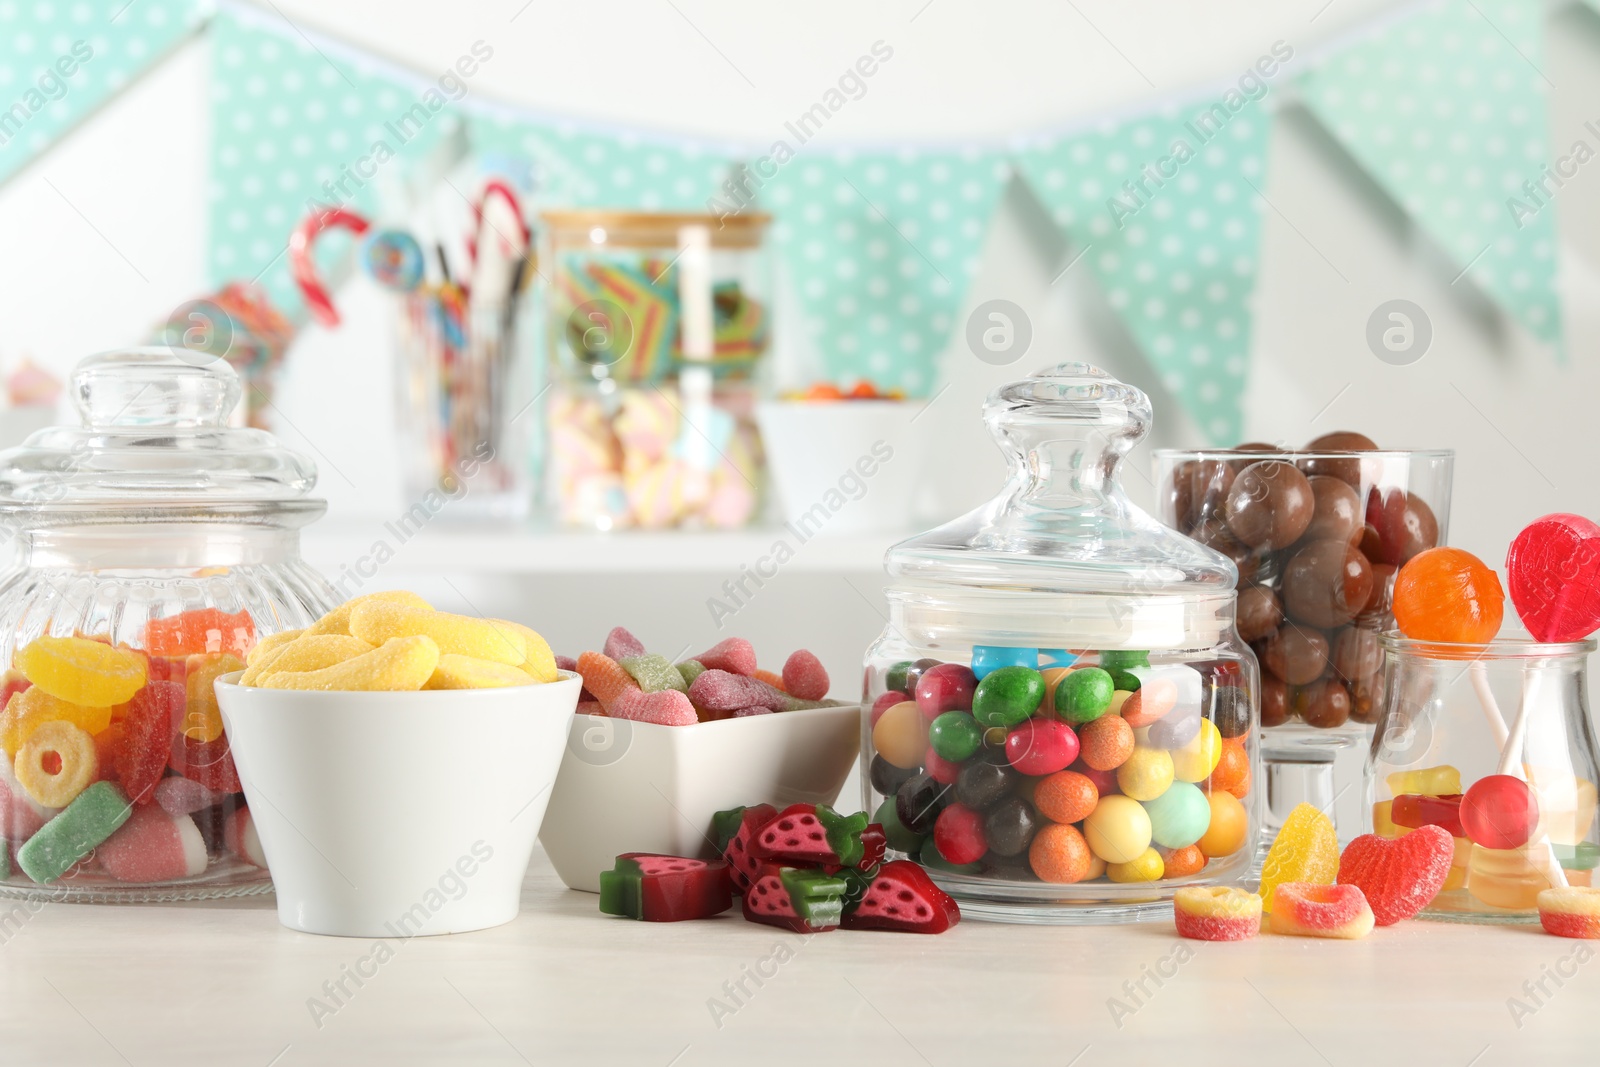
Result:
[861, 364, 1259, 923]
[0, 349, 338, 902]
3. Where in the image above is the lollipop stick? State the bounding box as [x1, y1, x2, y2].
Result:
[1495, 660, 1568, 888]
[1470, 662, 1510, 750]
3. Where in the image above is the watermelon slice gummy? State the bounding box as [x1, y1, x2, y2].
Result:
[754, 803, 870, 868]
[841, 860, 961, 934]
[742, 864, 848, 932]
[598, 853, 733, 922]
[718, 803, 777, 893]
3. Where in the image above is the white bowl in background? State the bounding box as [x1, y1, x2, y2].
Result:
[756, 400, 924, 535]
[540, 704, 862, 893]
[216, 671, 581, 937]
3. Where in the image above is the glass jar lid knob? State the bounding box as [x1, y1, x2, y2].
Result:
[74, 349, 241, 430]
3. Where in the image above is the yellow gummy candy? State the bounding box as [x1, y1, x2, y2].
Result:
[15, 636, 147, 707]
[182, 653, 246, 742]
[260, 636, 440, 692]
[349, 603, 524, 666]
[14, 719, 98, 808]
[305, 590, 432, 637]
[246, 629, 304, 668]
[489, 619, 557, 683]
[1258, 803, 1339, 912]
[425, 654, 536, 690]
[0, 687, 114, 759]
[240, 634, 373, 687]
[1385, 764, 1461, 798]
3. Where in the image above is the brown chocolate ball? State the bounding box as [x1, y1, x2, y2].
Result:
[1349, 669, 1385, 725]
[1260, 622, 1330, 685]
[1359, 562, 1397, 623]
[1301, 475, 1363, 546]
[1364, 488, 1440, 567]
[1260, 675, 1290, 727]
[1299, 431, 1379, 487]
[1282, 540, 1376, 629]
[1224, 461, 1315, 549]
[1190, 519, 1262, 584]
[1237, 584, 1284, 643]
[1187, 459, 1238, 527]
[1293, 677, 1352, 729]
[1330, 626, 1383, 684]
[1164, 462, 1196, 530]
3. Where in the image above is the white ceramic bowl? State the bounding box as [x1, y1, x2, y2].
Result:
[755, 400, 924, 535]
[215, 671, 580, 937]
[540, 704, 862, 892]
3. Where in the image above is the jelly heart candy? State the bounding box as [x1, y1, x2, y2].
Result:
[1269, 882, 1375, 939]
[618, 654, 688, 694]
[16, 636, 147, 707]
[742, 864, 847, 932]
[169, 733, 242, 794]
[1461, 774, 1539, 850]
[245, 628, 302, 668]
[694, 638, 757, 677]
[716, 803, 778, 892]
[1337, 825, 1453, 925]
[119, 681, 185, 804]
[1392, 547, 1505, 644]
[490, 620, 558, 683]
[425, 655, 535, 689]
[781, 649, 829, 701]
[609, 687, 697, 726]
[183, 653, 245, 742]
[1390, 793, 1464, 837]
[240, 634, 371, 685]
[599, 853, 734, 922]
[1258, 803, 1339, 912]
[1505, 514, 1600, 642]
[603, 626, 647, 662]
[306, 590, 431, 637]
[15, 720, 99, 807]
[260, 636, 440, 691]
[143, 608, 256, 659]
[98, 804, 207, 883]
[0, 686, 113, 759]
[1537, 886, 1600, 939]
[17, 780, 133, 884]
[1174, 886, 1261, 941]
[350, 603, 525, 666]
[840, 859, 960, 933]
[576, 651, 638, 713]
[753, 803, 869, 868]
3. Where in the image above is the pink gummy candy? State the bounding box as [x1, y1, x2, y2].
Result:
[610, 687, 698, 726]
[695, 638, 758, 677]
[99, 805, 208, 883]
[690, 669, 788, 713]
[576, 699, 605, 716]
[604, 627, 647, 661]
[782, 650, 829, 701]
[154, 776, 230, 817]
[555, 655, 578, 672]
[225, 807, 268, 868]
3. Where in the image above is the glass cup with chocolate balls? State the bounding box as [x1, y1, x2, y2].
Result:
[1154, 433, 1453, 843]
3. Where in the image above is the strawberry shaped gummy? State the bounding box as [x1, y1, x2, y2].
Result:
[1505, 514, 1600, 643]
[1337, 825, 1453, 926]
[742, 864, 848, 932]
[840, 860, 960, 934]
[715, 803, 777, 893]
[754, 803, 869, 868]
[599, 853, 734, 922]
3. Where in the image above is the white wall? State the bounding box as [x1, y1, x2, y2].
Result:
[2, 0, 1599, 690]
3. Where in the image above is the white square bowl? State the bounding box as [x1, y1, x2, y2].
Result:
[540, 704, 862, 892]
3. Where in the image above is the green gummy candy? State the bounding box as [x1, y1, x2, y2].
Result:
[1553, 842, 1600, 870]
[710, 806, 748, 854]
[1056, 667, 1115, 724]
[620, 654, 688, 693]
[18, 781, 132, 884]
[779, 867, 847, 928]
[815, 804, 868, 868]
[1100, 650, 1150, 671]
[676, 660, 707, 687]
[875, 797, 924, 854]
[598, 857, 645, 919]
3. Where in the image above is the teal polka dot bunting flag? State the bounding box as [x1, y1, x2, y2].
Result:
[0, 0, 203, 185]
[1016, 108, 1270, 443]
[761, 151, 1008, 395]
[1298, 0, 1561, 346]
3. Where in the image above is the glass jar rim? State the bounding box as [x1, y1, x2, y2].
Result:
[1379, 630, 1597, 660]
[1152, 447, 1455, 462]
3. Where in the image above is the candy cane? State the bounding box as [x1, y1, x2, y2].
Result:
[290, 206, 372, 327]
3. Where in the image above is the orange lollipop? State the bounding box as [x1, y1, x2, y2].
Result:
[1392, 547, 1505, 643]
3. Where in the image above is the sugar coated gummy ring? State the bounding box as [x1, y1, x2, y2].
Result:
[1174, 886, 1261, 941]
[1268, 882, 1375, 940]
[15, 719, 99, 808]
[1537, 887, 1600, 939]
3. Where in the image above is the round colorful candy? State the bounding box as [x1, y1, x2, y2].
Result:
[915, 663, 978, 719]
[895, 771, 950, 835]
[1107, 846, 1165, 883]
[924, 748, 962, 785]
[1147, 705, 1201, 749]
[872, 700, 927, 770]
[971, 666, 1045, 728]
[933, 803, 988, 865]
[970, 645, 1039, 680]
[928, 711, 983, 763]
[1142, 781, 1211, 849]
[1033, 770, 1099, 825]
[870, 690, 906, 725]
[984, 796, 1040, 857]
[954, 757, 1017, 812]
[1121, 677, 1179, 728]
[1083, 794, 1153, 864]
[1004, 718, 1079, 776]
[1078, 713, 1135, 771]
[1160, 844, 1208, 878]
[874, 796, 925, 854]
[1461, 774, 1539, 850]
[870, 754, 918, 797]
[1029, 822, 1093, 883]
[1392, 547, 1505, 644]
[1100, 650, 1151, 671]
[1197, 791, 1248, 857]
[1170, 719, 1224, 783]
[1055, 668, 1115, 724]
[361, 229, 425, 291]
[1116, 746, 1174, 802]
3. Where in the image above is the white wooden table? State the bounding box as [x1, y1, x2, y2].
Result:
[0, 846, 1591, 1065]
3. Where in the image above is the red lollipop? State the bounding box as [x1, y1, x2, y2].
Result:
[1505, 514, 1600, 642]
[1460, 775, 1539, 850]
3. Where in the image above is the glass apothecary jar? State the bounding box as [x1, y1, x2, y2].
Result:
[0, 349, 338, 902]
[540, 210, 772, 530]
[1369, 635, 1600, 923]
[861, 364, 1260, 924]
